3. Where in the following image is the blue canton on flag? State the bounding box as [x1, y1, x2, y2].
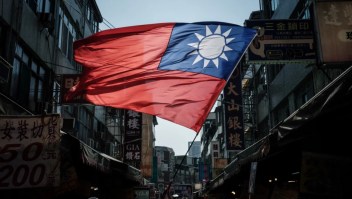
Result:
[159, 22, 257, 80]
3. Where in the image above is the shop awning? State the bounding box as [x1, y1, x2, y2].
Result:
[205, 65, 352, 193]
[60, 132, 143, 185]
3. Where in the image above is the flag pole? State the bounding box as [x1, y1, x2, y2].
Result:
[161, 132, 199, 199]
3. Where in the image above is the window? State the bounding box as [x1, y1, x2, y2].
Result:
[58, 6, 77, 64]
[86, 3, 99, 32]
[25, 0, 52, 16]
[213, 152, 219, 158]
[271, 0, 280, 12]
[294, 75, 315, 109]
[25, 0, 38, 13]
[290, 0, 312, 19]
[36, 0, 51, 14]
[11, 43, 47, 112]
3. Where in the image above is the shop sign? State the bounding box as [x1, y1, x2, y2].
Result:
[0, 114, 61, 189]
[314, 0, 352, 63]
[124, 110, 142, 169]
[60, 74, 88, 103]
[224, 67, 245, 151]
[245, 19, 315, 64]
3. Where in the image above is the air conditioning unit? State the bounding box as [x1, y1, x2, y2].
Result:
[0, 56, 12, 84]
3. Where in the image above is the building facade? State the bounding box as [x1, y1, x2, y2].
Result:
[188, 141, 201, 158]
[0, 0, 155, 198]
[199, 0, 352, 198]
[153, 146, 175, 197]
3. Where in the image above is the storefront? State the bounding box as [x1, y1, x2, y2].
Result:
[57, 132, 144, 199]
[204, 66, 352, 199]
[0, 131, 143, 199]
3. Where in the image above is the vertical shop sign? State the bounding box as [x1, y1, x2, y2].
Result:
[224, 67, 245, 151]
[0, 114, 61, 189]
[124, 110, 142, 169]
[211, 141, 219, 168]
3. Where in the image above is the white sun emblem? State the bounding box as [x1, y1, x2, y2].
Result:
[188, 25, 235, 68]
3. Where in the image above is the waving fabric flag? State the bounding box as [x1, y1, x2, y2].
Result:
[65, 22, 257, 133]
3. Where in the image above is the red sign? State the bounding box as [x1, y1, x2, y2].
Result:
[60, 74, 88, 103]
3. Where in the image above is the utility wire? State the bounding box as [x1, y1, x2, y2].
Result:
[101, 17, 115, 29]
[63, 0, 115, 30]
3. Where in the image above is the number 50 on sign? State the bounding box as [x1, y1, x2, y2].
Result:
[0, 115, 61, 189]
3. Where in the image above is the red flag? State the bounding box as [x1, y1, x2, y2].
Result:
[65, 22, 256, 133]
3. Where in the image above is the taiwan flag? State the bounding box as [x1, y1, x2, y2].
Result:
[65, 22, 257, 133]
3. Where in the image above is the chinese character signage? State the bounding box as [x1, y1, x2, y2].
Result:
[60, 74, 88, 103]
[314, 0, 352, 63]
[0, 114, 61, 189]
[211, 141, 219, 168]
[124, 110, 142, 169]
[246, 19, 315, 64]
[224, 67, 245, 151]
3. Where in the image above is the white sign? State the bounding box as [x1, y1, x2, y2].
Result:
[0, 115, 61, 189]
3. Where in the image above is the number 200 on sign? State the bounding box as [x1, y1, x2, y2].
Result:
[0, 143, 46, 188]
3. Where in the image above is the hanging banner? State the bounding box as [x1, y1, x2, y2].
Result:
[124, 110, 142, 169]
[0, 114, 61, 189]
[248, 162, 258, 194]
[246, 19, 315, 64]
[80, 143, 111, 173]
[314, 0, 352, 63]
[224, 67, 245, 151]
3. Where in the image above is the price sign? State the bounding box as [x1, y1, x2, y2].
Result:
[0, 115, 61, 189]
